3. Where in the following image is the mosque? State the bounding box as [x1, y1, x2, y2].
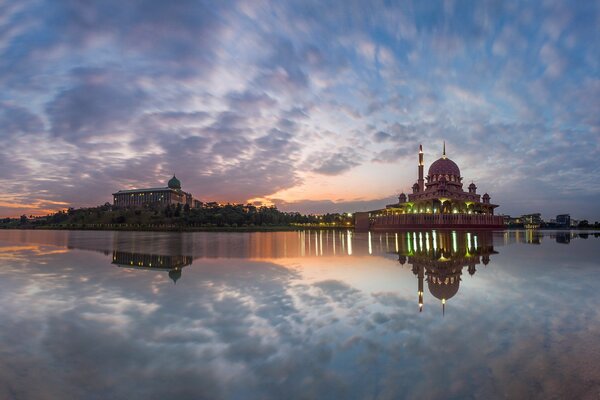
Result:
[355, 143, 504, 230]
[112, 175, 199, 208]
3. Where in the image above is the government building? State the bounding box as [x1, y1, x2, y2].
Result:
[113, 175, 199, 208]
[355, 143, 504, 230]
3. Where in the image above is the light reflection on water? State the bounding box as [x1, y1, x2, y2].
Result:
[0, 229, 599, 400]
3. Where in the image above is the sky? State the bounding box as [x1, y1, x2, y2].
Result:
[0, 0, 599, 220]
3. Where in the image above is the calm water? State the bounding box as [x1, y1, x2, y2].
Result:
[0, 229, 599, 400]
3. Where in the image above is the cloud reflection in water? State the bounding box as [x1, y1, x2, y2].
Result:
[0, 230, 599, 399]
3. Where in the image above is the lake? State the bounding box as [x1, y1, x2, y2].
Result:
[0, 229, 599, 400]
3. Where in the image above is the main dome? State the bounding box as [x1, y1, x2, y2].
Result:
[428, 157, 460, 177]
[428, 279, 460, 301]
[168, 175, 181, 189]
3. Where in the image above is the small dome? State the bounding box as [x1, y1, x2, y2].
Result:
[482, 193, 490, 198]
[428, 157, 460, 178]
[168, 175, 181, 189]
[469, 182, 477, 189]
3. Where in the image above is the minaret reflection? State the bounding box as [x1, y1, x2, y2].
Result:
[399, 230, 497, 315]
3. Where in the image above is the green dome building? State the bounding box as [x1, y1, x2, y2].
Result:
[113, 174, 198, 208]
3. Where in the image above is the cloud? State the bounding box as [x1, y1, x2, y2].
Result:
[307, 147, 362, 176]
[46, 69, 146, 142]
[0, 102, 44, 137]
[227, 90, 277, 112]
[0, 0, 598, 219]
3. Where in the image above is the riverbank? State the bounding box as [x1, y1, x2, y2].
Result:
[0, 224, 353, 232]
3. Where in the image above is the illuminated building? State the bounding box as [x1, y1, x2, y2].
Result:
[112, 175, 196, 208]
[355, 143, 504, 230]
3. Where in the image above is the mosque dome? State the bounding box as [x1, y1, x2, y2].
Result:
[168, 175, 181, 189]
[428, 157, 461, 178]
[428, 279, 460, 301]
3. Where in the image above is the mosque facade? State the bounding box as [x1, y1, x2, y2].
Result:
[355, 143, 504, 230]
[112, 175, 197, 208]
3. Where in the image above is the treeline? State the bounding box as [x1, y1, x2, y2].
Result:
[0, 202, 354, 230]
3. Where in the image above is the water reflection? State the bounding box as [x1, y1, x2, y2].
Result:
[102, 231, 494, 316]
[0, 229, 596, 260]
[400, 232, 497, 314]
[112, 251, 192, 284]
[1, 229, 600, 399]
[102, 231, 499, 302]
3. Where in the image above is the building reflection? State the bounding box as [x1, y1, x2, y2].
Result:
[6, 229, 594, 288]
[111, 251, 193, 284]
[397, 231, 497, 314]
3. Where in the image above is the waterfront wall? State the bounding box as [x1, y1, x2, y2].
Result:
[356, 212, 505, 231]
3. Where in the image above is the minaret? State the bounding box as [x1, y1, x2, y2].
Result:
[418, 144, 424, 192]
[418, 265, 424, 312]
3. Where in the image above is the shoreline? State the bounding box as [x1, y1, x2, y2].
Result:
[0, 225, 352, 232]
[1, 226, 598, 233]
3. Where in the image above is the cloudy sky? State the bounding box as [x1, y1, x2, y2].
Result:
[1, 0, 599, 219]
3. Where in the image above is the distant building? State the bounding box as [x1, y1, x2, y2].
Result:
[556, 214, 570, 228]
[521, 213, 542, 229]
[113, 175, 196, 208]
[503, 213, 543, 228]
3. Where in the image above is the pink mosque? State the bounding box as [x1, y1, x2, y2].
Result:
[355, 143, 505, 230]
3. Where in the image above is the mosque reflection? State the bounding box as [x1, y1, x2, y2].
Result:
[296, 230, 501, 314]
[398, 231, 496, 314]
[111, 251, 192, 284]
